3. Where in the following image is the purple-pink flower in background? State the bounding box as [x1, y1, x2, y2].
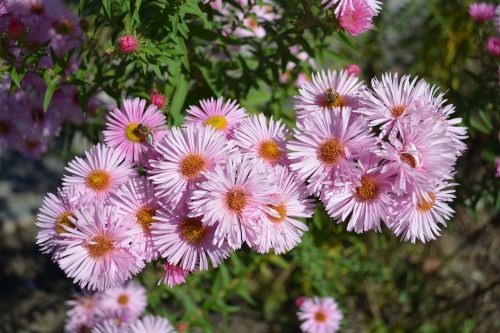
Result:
[128, 315, 176, 333]
[469, 2, 495, 22]
[158, 262, 190, 287]
[486, 36, 500, 57]
[100, 281, 147, 322]
[297, 296, 343, 333]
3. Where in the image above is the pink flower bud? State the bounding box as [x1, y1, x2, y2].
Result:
[487, 37, 500, 57]
[118, 35, 138, 54]
[295, 296, 307, 307]
[468, 3, 495, 23]
[345, 64, 361, 76]
[178, 323, 187, 332]
[150, 92, 166, 108]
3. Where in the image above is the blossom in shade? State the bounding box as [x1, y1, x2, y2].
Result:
[345, 64, 361, 76]
[57, 203, 144, 291]
[110, 177, 160, 262]
[250, 166, 314, 254]
[185, 97, 247, 137]
[232, 114, 290, 166]
[100, 281, 147, 321]
[294, 69, 365, 119]
[62, 144, 135, 202]
[298, 296, 343, 333]
[104, 98, 168, 163]
[486, 36, 500, 57]
[148, 125, 232, 208]
[65, 292, 102, 333]
[496, 157, 500, 177]
[189, 153, 279, 249]
[118, 34, 139, 53]
[152, 204, 232, 271]
[150, 92, 166, 108]
[358, 73, 426, 132]
[36, 186, 84, 256]
[129, 315, 176, 333]
[321, 154, 395, 233]
[392, 181, 456, 243]
[91, 320, 124, 333]
[287, 107, 374, 196]
[339, 0, 375, 36]
[158, 262, 190, 287]
[468, 3, 495, 22]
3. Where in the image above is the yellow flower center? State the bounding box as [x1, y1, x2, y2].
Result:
[56, 211, 75, 234]
[258, 140, 281, 162]
[85, 170, 111, 192]
[136, 206, 156, 232]
[87, 235, 113, 258]
[180, 216, 207, 244]
[391, 105, 406, 117]
[125, 123, 146, 142]
[417, 192, 436, 212]
[355, 175, 378, 201]
[318, 138, 343, 165]
[225, 189, 247, 212]
[267, 202, 287, 223]
[204, 115, 228, 131]
[400, 153, 416, 168]
[117, 294, 129, 305]
[180, 154, 206, 179]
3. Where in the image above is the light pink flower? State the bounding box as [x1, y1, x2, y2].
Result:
[104, 98, 168, 163]
[148, 125, 232, 208]
[65, 292, 102, 333]
[339, 0, 375, 36]
[91, 320, 125, 333]
[189, 153, 278, 249]
[185, 97, 247, 137]
[62, 144, 135, 202]
[250, 166, 314, 254]
[158, 262, 190, 287]
[152, 204, 232, 271]
[287, 107, 374, 196]
[129, 315, 176, 333]
[298, 296, 343, 333]
[57, 203, 144, 291]
[486, 36, 500, 57]
[100, 281, 147, 322]
[294, 69, 365, 119]
[469, 3, 495, 22]
[233, 114, 290, 166]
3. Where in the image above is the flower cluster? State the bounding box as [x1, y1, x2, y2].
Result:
[65, 281, 175, 333]
[322, 0, 382, 36]
[468, 2, 500, 57]
[296, 296, 343, 333]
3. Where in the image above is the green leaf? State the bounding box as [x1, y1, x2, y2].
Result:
[42, 72, 58, 112]
[102, 0, 112, 23]
[169, 74, 189, 125]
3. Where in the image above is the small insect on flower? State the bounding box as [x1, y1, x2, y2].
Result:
[136, 124, 154, 145]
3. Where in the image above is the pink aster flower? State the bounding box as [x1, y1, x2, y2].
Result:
[486, 36, 500, 57]
[57, 203, 144, 291]
[321, 154, 395, 233]
[250, 166, 314, 254]
[91, 320, 126, 333]
[148, 125, 232, 208]
[158, 262, 190, 287]
[129, 315, 176, 333]
[294, 69, 365, 119]
[36, 186, 85, 256]
[185, 97, 247, 137]
[62, 143, 135, 203]
[100, 281, 147, 321]
[287, 107, 374, 196]
[232, 114, 290, 166]
[469, 3, 495, 22]
[322, 0, 382, 16]
[358, 73, 426, 133]
[152, 204, 232, 271]
[189, 153, 279, 249]
[110, 177, 160, 262]
[65, 292, 102, 333]
[298, 296, 343, 333]
[392, 181, 456, 243]
[104, 98, 168, 163]
[339, 0, 375, 36]
[234, 16, 267, 38]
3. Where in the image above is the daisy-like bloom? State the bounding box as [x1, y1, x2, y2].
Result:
[152, 204, 232, 271]
[392, 181, 456, 243]
[100, 281, 147, 321]
[64, 292, 102, 333]
[486, 36, 500, 57]
[185, 97, 247, 137]
[469, 3, 495, 22]
[298, 297, 343, 333]
[294, 69, 365, 119]
[129, 315, 176, 333]
[148, 125, 232, 208]
[321, 154, 395, 233]
[158, 262, 190, 287]
[36, 186, 84, 256]
[232, 114, 290, 166]
[377, 113, 457, 196]
[57, 203, 144, 291]
[110, 177, 160, 262]
[91, 320, 126, 333]
[322, 0, 382, 16]
[250, 166, 314, 254]
[62, 144, 135, 202]
[339, 0, 375, 36]
[189, 153, 279, 249]
[104, 98, 168, 163]
[287, 107, 374, 196]
[358, 73, 427, 133]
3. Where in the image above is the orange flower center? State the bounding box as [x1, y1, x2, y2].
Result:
[400, 153, 417, 168]
[136, 206, 156, 232]
[85, 170, 111, 192]
[117, 294, 129, 305]
[87, 235, 113, 258]
[258, 140, 281, 162]
[318, 138, 343, 165]
[355, 175, 378, 201]
[180, 154, 206, 179]
[391, 105, 406, 117]
[267, 202, 287, 223]
[204, 115, 228, 131]
[314, 310, 327, 322]
[417, 192, 436, 212]
[180, 217, 207, 244]
[225, 189, 247, 212]
[56, 211, 75, 234]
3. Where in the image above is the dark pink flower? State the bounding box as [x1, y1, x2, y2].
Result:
[469, 3, 495, 22]
[486, 36, 500, 57]
[118, 34, 139, 53]
[150, 92, 166, 108]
